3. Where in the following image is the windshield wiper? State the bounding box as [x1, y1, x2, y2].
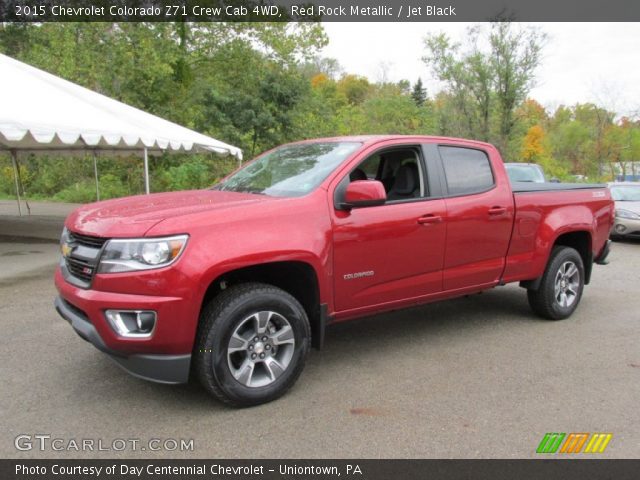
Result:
[239, 188, 267, 195]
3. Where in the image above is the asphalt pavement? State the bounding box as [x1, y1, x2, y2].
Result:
[1, 231, 639, 459]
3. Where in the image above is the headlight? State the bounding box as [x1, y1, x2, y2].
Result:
[98, 235, 188, 273]
[60, 227, 72, 258]
[615, 209, 640, 220]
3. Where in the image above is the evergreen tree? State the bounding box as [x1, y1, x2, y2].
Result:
[411, 78, 427, 106]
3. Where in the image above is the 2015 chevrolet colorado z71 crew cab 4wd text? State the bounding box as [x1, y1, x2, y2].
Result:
[55, 136, 613, 406]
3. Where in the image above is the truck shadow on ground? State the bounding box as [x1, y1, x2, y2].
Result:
[320, 286, 544, 363]
[611, 237, 640, 246]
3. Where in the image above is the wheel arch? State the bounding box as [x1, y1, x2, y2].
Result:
[521, 229, 593, 290]
[553, 230, 593, 284]
[199, 260, 326, 349]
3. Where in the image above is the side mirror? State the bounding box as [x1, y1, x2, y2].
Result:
[550, 177, 561, 183]
[342, 180, 387, 209]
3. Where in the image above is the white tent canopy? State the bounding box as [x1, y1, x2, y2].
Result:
[0, 53, 242, 213]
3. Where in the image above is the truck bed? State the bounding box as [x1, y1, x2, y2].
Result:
[511, 182, 606, 193]
[502, 183, 613, 285]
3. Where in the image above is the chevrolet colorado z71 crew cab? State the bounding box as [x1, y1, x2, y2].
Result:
[55, 136, 613, 406]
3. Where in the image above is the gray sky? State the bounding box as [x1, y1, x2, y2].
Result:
[322, 23, 640, 116]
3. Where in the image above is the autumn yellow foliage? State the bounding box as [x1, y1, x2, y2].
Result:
[521, 125, 546, 162]
[310, 73, 329, 89]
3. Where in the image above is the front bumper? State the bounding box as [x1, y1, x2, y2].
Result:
[54, 264, 195, 384]
[55, 296, 191, 384]
[611, 217, 640, 238]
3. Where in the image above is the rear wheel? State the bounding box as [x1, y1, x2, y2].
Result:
[195, 283, 311, 407]
[527, 246, 585, 320]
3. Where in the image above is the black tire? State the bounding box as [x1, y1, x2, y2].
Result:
[195, 283, 311, 407]
[527, 246, 585, 320]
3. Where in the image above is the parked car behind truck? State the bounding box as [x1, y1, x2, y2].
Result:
[609, 182, 640, 239]
[55, 135, 614, 406]
[505, 162, 560, 184]
[505, 162, 547, 183]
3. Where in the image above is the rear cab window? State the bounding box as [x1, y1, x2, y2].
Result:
[438, 146, 494, 196]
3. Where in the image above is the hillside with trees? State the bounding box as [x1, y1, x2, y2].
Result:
[1, 21, 638, 202]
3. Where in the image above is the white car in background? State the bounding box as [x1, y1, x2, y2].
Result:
[609, 182, 640, 240]
[505, 163, 561, 184]
[505, 163, 547, 183]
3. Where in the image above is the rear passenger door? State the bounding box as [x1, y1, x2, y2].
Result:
[331, 142, 447, 313]
[436, 145, 514, 291]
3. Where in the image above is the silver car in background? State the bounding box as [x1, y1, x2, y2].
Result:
[609, 182, 640, 240]
[505, 163, 547, 183]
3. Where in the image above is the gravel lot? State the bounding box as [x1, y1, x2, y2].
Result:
[1, 229, 638, 459]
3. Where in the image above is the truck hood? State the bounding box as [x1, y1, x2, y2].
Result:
[66, 190, 272, 238]
[614, 200, 640, 214]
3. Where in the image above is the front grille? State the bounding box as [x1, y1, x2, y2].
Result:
[65, 257, 96, 283]
[63, 230, 108, 286]
[69, 231, 107, 249]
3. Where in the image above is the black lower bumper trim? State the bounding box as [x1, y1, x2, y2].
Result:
[595, 239, 612, 265]
[54, 296, 191, 384]
[109, 353, 191, 385]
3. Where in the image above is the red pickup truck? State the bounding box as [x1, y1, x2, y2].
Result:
[55, 135, 613, 406]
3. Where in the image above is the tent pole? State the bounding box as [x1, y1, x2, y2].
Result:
[10, 150, 22, 217]
[93, 152, 100, 201]
[143, 147, 150, 195]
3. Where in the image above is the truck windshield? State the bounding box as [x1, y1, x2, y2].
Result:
[214, 142, 361, 197]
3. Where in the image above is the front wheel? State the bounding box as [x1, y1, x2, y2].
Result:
[527, 246, 585, 320]
[195, 283, 311, 407]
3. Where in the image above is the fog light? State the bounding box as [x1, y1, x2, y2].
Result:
[136, 312, 156, 332]
[105, 310, 156, 338]
[615, 224, 627, 234]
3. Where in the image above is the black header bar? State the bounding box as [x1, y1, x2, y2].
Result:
[1, 0, 640, 22]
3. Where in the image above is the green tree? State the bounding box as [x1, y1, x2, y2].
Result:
[411, 78, 427, 106]
[423, 22, 546, 158]
[336, 74, 372, 106]
[548, 108, 593, 176]
[423, 30, 492, 142]
[202, 47, 309, 156]
[490, 22, 546, 155]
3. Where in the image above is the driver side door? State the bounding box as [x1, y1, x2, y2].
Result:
[331, 142, 447, 315]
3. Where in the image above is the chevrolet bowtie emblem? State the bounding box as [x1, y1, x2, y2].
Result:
[61, 243, 73, 258]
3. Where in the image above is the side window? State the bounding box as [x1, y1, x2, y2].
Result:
[439, 146, 494, 196]
[349, 147, 427, 201]
[361, 155, 381, 178]
[350, 154, 380, 181]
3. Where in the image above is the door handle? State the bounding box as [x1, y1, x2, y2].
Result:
[417, 214, 442, 225]
[488, 206, 507, 216]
